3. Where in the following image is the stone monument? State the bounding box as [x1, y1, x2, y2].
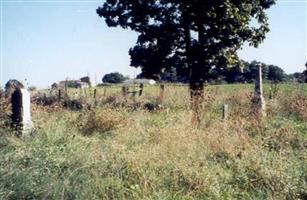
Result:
[11, 88, 33, 137]
[253, 64, 266, 117]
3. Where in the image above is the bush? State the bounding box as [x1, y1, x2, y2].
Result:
[77, 108, 126, 136]
[281, 92, 307, 121]
[0, 95, 11, 135]
[63, 99, 84, 111]
[32, 93, 58, 106]
[288, 93, 307, 121]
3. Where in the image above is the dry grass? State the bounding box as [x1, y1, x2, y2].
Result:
[0, 93, 11, 136]
[0, 84, 306, 199]
[76, 107, 127, 136]
[287, 93, 307, 121]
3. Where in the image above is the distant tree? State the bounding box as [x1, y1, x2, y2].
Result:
[80, 76, 91, 87]
[287, 63, 307, 83]
[267, 65, 286, 83]
[97, 0, 276, 100]
[102, 72, 127, 84]
[284, 74, 294, 82]
[223, 64, 245, 83]
[292, 72, 305, 83]
[243, 61, 268, 83]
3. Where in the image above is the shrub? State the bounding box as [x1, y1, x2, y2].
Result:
[77, 108, 126, 136]
[226, 90, 253, 118]
[63, 99, 84, 111]
[289, 93, 307, 121]
[281, 93, 307, 121]
[32, 93, 58, 106]
[0, 95, 11, 135]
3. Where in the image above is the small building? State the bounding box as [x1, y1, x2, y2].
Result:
[75, 80, 89, 88]
[123, 79, 156, 86]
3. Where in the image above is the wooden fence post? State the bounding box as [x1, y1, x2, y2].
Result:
[58, 90, 61, 102]
[139, 83, 144, 97]
[93, 89, 97, 105]
[64, 80, 68, 99]
[159, 84, 165, 104]
[122, 86, 128, 99]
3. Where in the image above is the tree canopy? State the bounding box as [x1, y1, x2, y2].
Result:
[97, 0, 276, 94]
[267, 65, 286, 83]
[102, 72, 127, 84]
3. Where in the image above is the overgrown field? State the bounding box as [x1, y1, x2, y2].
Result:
[0, 84, 306, 199]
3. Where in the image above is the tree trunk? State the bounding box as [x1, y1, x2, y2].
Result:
[189, 23, 207, 125]
[190, 68, 204, 125]
[182, 13, 207, 125]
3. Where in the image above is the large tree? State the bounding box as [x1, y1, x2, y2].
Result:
[97, 0, 276, 98]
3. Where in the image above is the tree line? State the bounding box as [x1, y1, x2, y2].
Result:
[102, 60, 306, 84]
[158, 61, 307, 84]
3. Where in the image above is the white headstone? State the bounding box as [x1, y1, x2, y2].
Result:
[21, 88, 33, 136]
[11, 88, 33, 137]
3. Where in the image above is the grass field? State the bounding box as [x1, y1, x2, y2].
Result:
[0, 84, 306, 199]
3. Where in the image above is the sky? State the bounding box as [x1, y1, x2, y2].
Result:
[0, 0, 306, 88]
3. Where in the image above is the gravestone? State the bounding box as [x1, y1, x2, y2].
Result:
[11, 88, 33, 137]
[253, 64, 266, 117]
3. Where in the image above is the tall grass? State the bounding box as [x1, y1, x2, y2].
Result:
[0, 84, 306, 199]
